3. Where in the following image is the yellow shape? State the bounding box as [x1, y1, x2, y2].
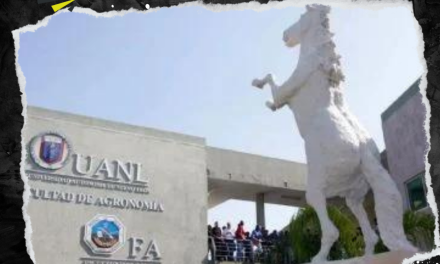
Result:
[52, 0, 75, 12]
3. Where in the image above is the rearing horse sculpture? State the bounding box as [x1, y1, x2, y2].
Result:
[252, 4, 417, 263]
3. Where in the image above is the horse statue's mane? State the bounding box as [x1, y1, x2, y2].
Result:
[310, 5, 345, 88]
[308, 5, 378, 155]
[305, 4, 348, 110]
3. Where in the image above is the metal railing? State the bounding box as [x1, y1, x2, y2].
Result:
[208, 236, 276, 264]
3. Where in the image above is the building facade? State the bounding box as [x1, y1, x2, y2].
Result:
[381, 78, 430, 212]
[24, 106, 307, 264]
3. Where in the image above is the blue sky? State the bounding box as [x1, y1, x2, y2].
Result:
[18, 3, 424, 232]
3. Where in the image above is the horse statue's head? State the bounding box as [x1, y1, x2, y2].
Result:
[283, 4, 333, 48]
[252, 3, 344, 111]
[282, 4, 344, 87]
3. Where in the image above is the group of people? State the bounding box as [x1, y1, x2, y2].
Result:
[207, 220, 282, 263]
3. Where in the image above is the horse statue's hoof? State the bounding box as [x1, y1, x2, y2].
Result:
[265, 101, 276, 111]
[252, 79, 265, 89]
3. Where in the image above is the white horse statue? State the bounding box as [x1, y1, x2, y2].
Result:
[252, 4, 417, 263]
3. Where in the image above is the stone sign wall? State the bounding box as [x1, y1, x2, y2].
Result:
[24, 106, 208, 264]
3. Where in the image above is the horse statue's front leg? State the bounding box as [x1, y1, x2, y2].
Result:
[252, 73, 274, 89]
[252, 74, 278, 111]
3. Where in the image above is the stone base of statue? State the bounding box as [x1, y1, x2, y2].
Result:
[306, 250, 417, 264]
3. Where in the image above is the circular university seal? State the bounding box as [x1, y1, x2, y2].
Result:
[29, 131, 71, 170]
[84, 215, 125, 255]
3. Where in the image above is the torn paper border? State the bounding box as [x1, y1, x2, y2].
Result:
[13, 1, 438, 264]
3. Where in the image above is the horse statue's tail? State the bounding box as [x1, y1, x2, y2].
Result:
[359, 141, 418, 252]
[334, 90, 416, 251]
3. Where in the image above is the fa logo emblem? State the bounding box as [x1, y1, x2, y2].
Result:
[81, 215, 161, 261]
[84, 215, 125, 255]
[29, 132, 71, 170]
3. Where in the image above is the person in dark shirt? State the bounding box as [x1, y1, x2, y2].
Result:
[244, 232, 254, 263]
[207, 225, 216, 263]
[268, 230, 279, 242]
[212, 222, 226, 261]
[281, 231, 293, 264]
[208, 225, 213, 236]
[251, 225, 263, 254]
[212, 221, 222, 238]
[262, 226, 269, 240]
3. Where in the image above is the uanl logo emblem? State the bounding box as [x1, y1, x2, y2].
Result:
[84, 215, 125, 255]
[27, 131, 149, 194]
[29, 132, 71, 170]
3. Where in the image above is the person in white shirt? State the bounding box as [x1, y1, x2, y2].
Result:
[223, 222, 236, 261]
[223, 222, 235, 239]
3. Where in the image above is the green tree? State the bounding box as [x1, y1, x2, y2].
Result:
[286, 207, 436, 264]
[287, 206, 364, 264]
[403, 210, 435, 251]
